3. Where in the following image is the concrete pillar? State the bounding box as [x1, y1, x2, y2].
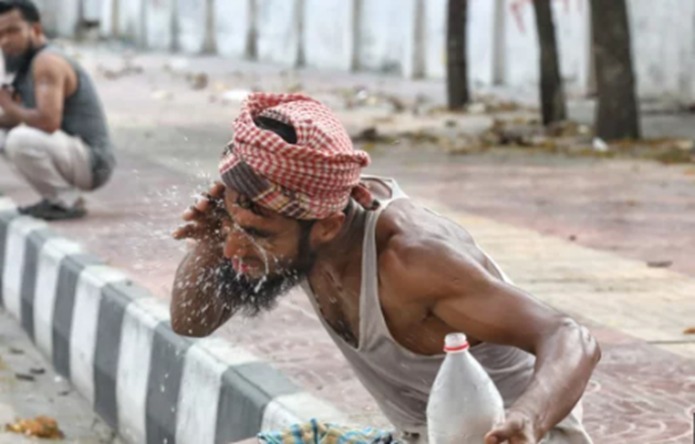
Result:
[214, 0, 254, 58]
[402, 0, 425, 79]
[145, 0, 175, 51]
[357, 0, 415, 74]
[99, 0, 118, 38]
[256, 0, 303, 66]
[118, 0, 146, 45]
[38, 0, 79, 37]
[688, 3, 695, 102]
[629, 0, 688, 100]
[423, 0, 446, 79]
[302, 0, 357, 71]
[176, 0, 210, 54]
[82, 0, 102, 22]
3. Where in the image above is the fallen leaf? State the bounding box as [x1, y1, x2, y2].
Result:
[683, 327, 695, 335]
[5, 416, 64, 439]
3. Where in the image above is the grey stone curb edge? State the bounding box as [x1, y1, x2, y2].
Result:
[0, 197, 347, 444]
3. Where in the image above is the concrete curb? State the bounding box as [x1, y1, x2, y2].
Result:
[0, 197, 348, 444]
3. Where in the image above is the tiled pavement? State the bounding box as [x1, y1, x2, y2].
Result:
[1, 44, 694, 443]
[1, 152, 693, 443]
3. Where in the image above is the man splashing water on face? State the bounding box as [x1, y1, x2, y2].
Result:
[171, 93, 600, 444]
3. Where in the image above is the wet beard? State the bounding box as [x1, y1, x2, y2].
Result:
[215, 242, 316, 317]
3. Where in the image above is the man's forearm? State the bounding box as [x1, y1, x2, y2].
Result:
[170, 242, 232, 336]
[0, 111, 20, 129]
[0, 103, 58, 132]
[511, 320, 600, 439]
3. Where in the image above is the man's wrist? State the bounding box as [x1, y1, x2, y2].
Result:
[507, 405, 546, 441]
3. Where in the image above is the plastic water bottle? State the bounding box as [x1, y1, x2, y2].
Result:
[426, 333, 505, 444]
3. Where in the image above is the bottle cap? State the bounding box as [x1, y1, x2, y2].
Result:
[444, 333, 470, 352]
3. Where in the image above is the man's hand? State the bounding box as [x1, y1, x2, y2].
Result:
[172, 182, 227, 243]
[484, 411, 538, 444]
[0, 87, 16, 109]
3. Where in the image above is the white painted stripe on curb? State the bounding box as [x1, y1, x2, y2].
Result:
[175, 341, 230, 444]
[33, 238, 82, 359]
[0, 197, 15, 211]
[117, 296, 169, 444]
[261, 392, 350, 432]
[197, 337, 261, 367]
[2, 217, 46, 318]
[71, 266, 129, 407]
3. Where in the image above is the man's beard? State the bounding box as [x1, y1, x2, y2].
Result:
[215, 235, 316, 317]
[4, 41, 38, 75]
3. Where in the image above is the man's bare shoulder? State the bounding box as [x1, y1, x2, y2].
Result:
[376, 199, 478, 253]
[32, 51, 72, 78]
[375, 199, 491, 303]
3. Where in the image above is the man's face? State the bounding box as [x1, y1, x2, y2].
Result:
[216, 188, 317, 316]
[0, 9, 38, 58]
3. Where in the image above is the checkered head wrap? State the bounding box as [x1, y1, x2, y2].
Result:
[219, 93, 374, 220]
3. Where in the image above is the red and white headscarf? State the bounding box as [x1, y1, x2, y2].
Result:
[219, 93, 374, 220]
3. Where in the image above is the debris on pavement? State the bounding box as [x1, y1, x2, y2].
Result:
[592, 138, 609, 153]
[219, 89, 253, 104]
[5, 416, 65, 439]
[97, 51, 143, 80]
[150, 90, 174, 101]
[186, 72, 209, 90]
[14, 372, 35, 382]
[647, 260, 673, 268]
[683, 327, 695, 335]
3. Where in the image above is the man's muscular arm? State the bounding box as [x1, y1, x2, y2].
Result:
[382, 237, 600, 443]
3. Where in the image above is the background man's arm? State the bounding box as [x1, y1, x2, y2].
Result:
[383, 239, 601, 442]
[0, 53, 66, 132]
[0, 109, 20, 128]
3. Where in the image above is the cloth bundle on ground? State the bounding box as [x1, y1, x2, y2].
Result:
[219, 93, 374, 220]
[257, 419, 395, 444]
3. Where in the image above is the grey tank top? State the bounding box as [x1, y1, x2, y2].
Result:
[14, 46, 115, 188]
[303, 176, 535, 432]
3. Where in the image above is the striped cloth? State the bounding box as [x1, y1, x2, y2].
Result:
[258, 419, 394, 444]
[219, 93, 374, 220]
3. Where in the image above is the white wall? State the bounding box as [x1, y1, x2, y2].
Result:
[99, 0, 117, 37]
[256, 0, 302, 66]
[118, 0, 145, 43]
[176, 0, 210, 54]
[302, 0, 356, 71]
[214, 0, 253, 58]
[54, 0, 81, 37]
[629, 0, 695, 100]
[468, 0, 499, 86]
[46, 0, 695, 103]
[357, 0, 416, 73]
[145, 0, 175, 51]
[82, 0, 102, 22]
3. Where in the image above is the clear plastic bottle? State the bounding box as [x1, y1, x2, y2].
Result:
[426, 333, 505, 444]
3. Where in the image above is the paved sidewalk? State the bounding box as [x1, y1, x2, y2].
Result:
[0, 308, 118, 443]
[0, 43, 693, 442]
[2, 154, 693, 442]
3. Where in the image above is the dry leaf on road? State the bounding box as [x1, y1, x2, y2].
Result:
[5, 416, 64, 439]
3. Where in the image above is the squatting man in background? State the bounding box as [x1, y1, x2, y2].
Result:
[0, 0, 114, 220]
[171, 93, 601, 444]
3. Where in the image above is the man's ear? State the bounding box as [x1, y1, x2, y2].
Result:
[31, 22, 43, 37]
[310, 212, 346, 245]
